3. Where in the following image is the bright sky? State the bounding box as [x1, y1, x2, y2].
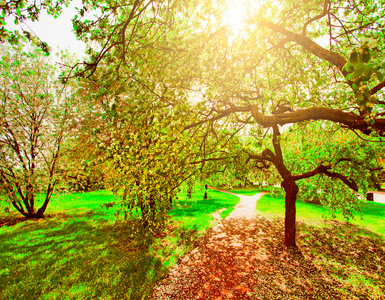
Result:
[8, 0, 86, 57]
[222, 0, 256, 33]
[7, 0, 328, 58]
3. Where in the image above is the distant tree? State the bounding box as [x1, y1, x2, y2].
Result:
[0, 43, 70, 218]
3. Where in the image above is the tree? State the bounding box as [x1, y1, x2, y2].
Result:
[67, 63, 202, 229]
[179, 0, 385, 247]
[0, 43, 70, 218]
[8, 0, 383, 247]
[284, 122, 384, 208]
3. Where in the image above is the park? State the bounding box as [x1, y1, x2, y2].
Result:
[1, 0, 385, 299]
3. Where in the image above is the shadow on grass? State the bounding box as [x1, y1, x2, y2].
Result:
[0, 210, 169, 300]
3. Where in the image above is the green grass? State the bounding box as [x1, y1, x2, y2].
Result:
[3, 186, 385, 299]
[256, 192, 385, 236]
[170, 186, 239, 229]
[223, 185, 279, 196]
[0, 187, 239, 300]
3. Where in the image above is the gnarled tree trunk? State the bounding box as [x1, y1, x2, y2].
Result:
[282, 179, 299, 247]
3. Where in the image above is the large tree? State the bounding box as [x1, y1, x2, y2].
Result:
[6, 0, 384, 246]
[177, 0, 385, 247]
[0, 43, 71, 218]
[68, 0, 385, 246]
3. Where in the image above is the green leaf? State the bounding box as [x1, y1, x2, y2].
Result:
[361, 51, 371, 63]
[349, 51, 358, 64]
[344, 61, 352, 72]
[354, 62, 364, 76]
[346, 73, 353, 80]
[376, 72, 384, 82]
[362, 64, 372, 77]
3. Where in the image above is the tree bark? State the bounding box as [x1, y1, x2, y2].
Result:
[282, 179, 299, 248]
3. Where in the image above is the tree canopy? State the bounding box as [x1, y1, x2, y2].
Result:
[1, 0, 385, 247]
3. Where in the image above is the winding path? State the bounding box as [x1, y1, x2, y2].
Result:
[152, 190, 268, 299]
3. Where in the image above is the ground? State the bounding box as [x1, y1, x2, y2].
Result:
[152, 191, 385, 300]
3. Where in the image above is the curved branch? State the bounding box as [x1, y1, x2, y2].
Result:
[323, 170, 358, 191]
[293, 165, 358, 191]
[371, 80, 385, 95]
[184, 105, 251, 130]
[293, 164, 331, 181]
[259, 21, 347, 76]
[302, 0, 331, 36]
[244, 150, 275, 164]
[250, 105, 385, 135]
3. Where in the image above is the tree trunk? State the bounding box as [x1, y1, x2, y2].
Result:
[282, 179, 299, 248]
[204, 184, 208, 199]
[140, 195, 156, 227]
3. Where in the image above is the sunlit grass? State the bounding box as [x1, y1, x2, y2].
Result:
[2, 185, 384, 299]
[225, 186, 385, 236]
[0, 187, 239, 300]
[223, 184, 280, 196]
[256, 193, 385, 236]
[170, 186, 239, 230]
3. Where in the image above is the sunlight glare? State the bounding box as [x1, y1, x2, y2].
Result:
[222, 0, 258, 33]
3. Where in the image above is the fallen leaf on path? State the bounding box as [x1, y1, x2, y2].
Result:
[221, 289, 234, 298]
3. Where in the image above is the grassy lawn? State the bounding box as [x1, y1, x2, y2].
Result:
[257, 192, 385, 236]
[227, 186, 385, 235]
[170, 187, 239, 226]
[223, 185, 279, 196]
[2, 185, 385, 299]
[0, 187, 239, 300]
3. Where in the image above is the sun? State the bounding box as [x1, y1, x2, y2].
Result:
[221, 0, 257, 32]
[222, 4, 245, 29]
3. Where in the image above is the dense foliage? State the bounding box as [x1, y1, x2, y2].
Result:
[1, 0, 385, 247]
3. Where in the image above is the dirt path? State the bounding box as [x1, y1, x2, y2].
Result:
[152, 191, 269, 299]
[214, 189, 268, 220]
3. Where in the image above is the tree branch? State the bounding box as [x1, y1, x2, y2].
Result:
[259, 20, 347, 76]
[250, 105, 385, 135]
[323, 170, 358, 191]
[293, 164, 358, 191]
[371, 80, 385, 95]
[184, 105, 251, 130]
[302, 0, 331, 36]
